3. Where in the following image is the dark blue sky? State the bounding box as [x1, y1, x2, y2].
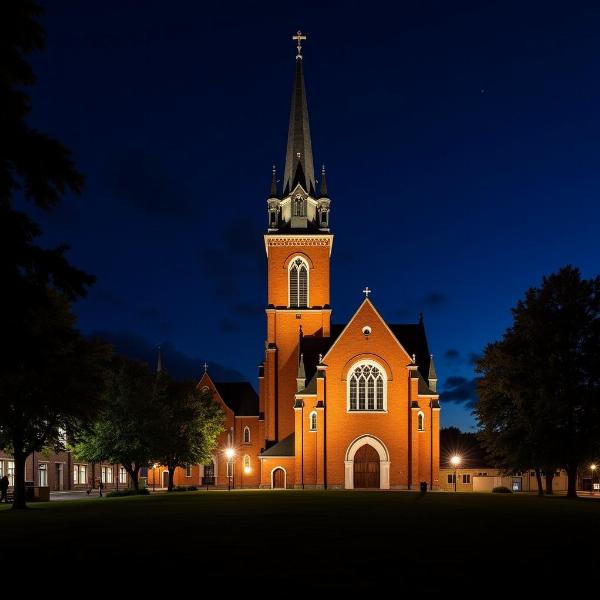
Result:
[27, 1, 600, 430]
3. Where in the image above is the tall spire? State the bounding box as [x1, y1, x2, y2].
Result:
[283, 31, 316, 197]
[428, 354, 438, 392]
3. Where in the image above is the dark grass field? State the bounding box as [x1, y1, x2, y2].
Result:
[1, 490, 598, 590]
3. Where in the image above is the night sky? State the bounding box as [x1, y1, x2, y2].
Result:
[25, 1, 600, 431]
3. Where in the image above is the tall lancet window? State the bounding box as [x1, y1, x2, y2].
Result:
[348, 361, 387, 412]
[289, 257, 309, 308]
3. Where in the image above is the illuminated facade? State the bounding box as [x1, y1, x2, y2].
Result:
[196, 34, 441, 489]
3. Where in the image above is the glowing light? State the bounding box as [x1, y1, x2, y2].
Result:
[225, 448, 235, 460]
[450, 455, 462, 467]
[592, 464, 597, 471]
[244, 467, 251, 474]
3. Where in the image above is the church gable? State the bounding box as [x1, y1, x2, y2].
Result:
[323, 298, 413, 372]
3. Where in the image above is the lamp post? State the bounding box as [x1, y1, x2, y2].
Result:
[225, 448, 235, 491]
[450, 455, 462, 492]
[153, 463, 158, 492]
[591, 464, 597, 495]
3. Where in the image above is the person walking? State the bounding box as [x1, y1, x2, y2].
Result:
[0, 475, 9, 503]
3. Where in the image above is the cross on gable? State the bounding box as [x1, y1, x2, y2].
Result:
[363, 287, 371, 298]
[203, 362, 208, 373]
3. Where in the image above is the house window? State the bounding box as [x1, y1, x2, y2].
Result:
[185, 464, 192, 477]
[101, 466, 113, 484]
[347, 361, 387, 411]
[243, 426, 251, 444]
[7, 461, 14, 486]
[289, 257, 309, 308]
[447, 474, 455, 484]
[119, 467, 128, 484]
[417, 411, 425, 431]
[38, 463, 48, 486]
[309, 411, 317, 431]
[73, 464, 87, 485]
[462, 474, 471, 484]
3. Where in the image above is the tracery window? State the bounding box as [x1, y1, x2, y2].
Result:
[309, 411, 317, 431]
[348, 361, 386, 411]
[289, 257, 308, 308]
[243, 426, 250, 444]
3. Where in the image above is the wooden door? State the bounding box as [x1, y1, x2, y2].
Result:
[353, 444, 380, 488]
[272, 468, 285, 489]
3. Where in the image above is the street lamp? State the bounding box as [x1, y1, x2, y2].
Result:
[225, 448, 235, 491]
[450, 455, 462, 492]
[591, 464, 597, 495]
[153, 463, 158, 492]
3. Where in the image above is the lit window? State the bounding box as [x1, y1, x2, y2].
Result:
[243, 455, 251, 469]
[79, 464, 87, 485]
[347, 361, 386, 411]
[38, 463, 48, 487]
[289, 257, 309, 308]
[417, 411, 425, 431]
[243, 426, 251, 444]
[101, 466, 113, 484]
[309, 411, 317, 431]
[7, 461, 14, 486]
[119, 467, 128, 484]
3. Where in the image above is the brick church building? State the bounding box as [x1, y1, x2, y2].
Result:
[195, 34, 441, 490]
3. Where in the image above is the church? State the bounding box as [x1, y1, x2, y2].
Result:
[196, 33, 441, 490]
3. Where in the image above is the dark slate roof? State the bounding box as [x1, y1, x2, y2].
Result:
[261, 433, 295, 457]
[213, 382, 259, 416]
[388, 323, 431, 379]
[417, 373, 436, 395]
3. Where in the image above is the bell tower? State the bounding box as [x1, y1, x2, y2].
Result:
[260, 32, 333, 445]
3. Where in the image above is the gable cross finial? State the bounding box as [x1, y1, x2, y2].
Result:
[203, 362, 208, 373]
[292, 30, 307, 59]
[412, 353, 416, 364]
[363, 286, 371, 298]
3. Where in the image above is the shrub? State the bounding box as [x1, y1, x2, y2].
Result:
[492, 486, 512, 493]
[106, 488, 150, 498]
[172, 485, 198, 492]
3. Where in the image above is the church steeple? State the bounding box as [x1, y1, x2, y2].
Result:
[283, 31, 316, 197]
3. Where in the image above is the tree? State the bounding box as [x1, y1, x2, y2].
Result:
[74, 357, 163, 491]
[440, 427, 491, 468]
[0, 3, 100, 508]
[0, 290, 111, 508]
[475, 266, 600, 498]
[153, 376, 225, 491]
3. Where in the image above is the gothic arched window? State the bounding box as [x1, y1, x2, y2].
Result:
[309, 411, 317, 431]
[289, 257, 309, 308]
[243, 455, 251, 470]
[418, 411, 425, 431]
[243, 426, 250, 444]
[347, 361, 387, 412]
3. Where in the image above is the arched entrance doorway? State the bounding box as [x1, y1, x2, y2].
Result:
[344, 435, 390, 489]
[162, 470, 169, 488]
[353, 444, 380, 488]
[272, 468, 286, 489]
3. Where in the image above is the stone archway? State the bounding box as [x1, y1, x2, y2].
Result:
[344, 435, 390, 489]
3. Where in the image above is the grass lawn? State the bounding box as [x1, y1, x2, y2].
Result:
[1, 490, 598, 590]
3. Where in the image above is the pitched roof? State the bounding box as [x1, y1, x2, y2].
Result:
[213, 382, 259, 416]
[260, 433, 295, 457]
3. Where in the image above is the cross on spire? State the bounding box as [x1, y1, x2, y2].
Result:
[292, 30, 306, 59]
[203, 362, 208, 373]
[363, 287, 372, 298]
